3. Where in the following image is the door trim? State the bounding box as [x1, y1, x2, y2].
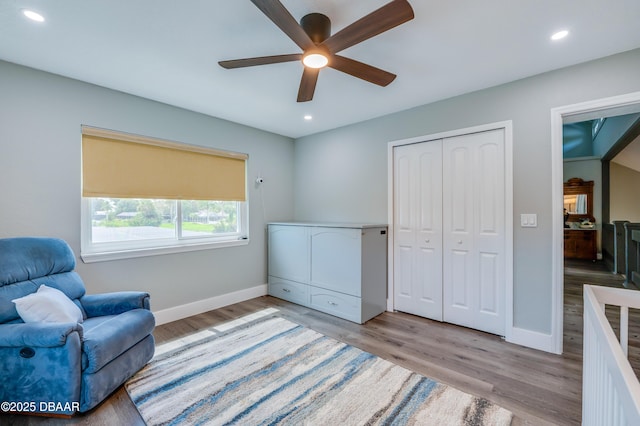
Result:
[550, 91, 640, 355]
[387, 121, 513, 339]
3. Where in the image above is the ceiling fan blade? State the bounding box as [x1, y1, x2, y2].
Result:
[219, 54, 302, 69]
[322, 0, 414, 54]
[297, 67, 320, 102]
[329, 55, 396, 86]
[251, 0, 315, 51]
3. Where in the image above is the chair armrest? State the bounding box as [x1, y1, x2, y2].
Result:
[0, 324, 83, 416]
[0, 322, 83, 347]
[80, 291, 151, 317]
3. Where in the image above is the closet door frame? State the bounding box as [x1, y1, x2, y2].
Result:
[387, 121, 514, 342]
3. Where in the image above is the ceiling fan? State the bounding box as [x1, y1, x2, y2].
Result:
[219, 0, 415, 102]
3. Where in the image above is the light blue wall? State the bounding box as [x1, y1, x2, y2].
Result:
[293, 48, 640, 334]
[593, 113, 640, 157]
[562, 113, 640, 160]
[3, 48, 640, 335]
[563, 122, 593, 158]
[0, 60, 295, 312]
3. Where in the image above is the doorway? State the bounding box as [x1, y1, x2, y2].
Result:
[551, 91, 640, 354]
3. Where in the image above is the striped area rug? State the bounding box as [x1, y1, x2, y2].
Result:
[126, 316, 513, 425]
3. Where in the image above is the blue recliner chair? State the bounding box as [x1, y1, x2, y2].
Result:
[0, 237, 155, 415]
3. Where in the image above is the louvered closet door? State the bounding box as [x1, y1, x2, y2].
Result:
[442, 129, 505, 335]
[393, 141, 443, 320]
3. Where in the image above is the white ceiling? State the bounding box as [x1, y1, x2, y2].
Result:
[2, 0, 640, 138]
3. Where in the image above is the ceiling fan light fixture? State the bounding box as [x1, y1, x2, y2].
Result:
[219, 0, 415, 101]
[302, 52, 329, 69]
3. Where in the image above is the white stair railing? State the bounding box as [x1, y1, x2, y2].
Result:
[583, 285, 640, 425]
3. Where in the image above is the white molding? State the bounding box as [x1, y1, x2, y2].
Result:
[551, 105, 566, 355]
[388, 121, 514, 148]
[563, 155, 601, 163]
[81, 239, 249, 263]
[507, 327, 556, 353]
[551, 91, 640, 355]
[386, 121, 514, 340]
[153, 284, 268, 325]
[503, 121, 514, 344]
[386, 141, 395, 311]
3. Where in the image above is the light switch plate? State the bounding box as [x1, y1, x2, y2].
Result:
[521, 213, 537, 227]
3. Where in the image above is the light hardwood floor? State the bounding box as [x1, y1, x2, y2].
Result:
[4, 259, 638, 425]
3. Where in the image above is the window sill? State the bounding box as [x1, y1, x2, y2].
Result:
[81, 238, 249, 263]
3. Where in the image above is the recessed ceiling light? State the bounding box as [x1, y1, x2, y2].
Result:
[551, 30, 569, 41]
[304, 115, 313, 121]
[22, 9, 45, 22]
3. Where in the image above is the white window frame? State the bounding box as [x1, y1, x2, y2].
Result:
[80, 198, 249, 263]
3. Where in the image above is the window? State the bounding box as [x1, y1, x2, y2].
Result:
[592, 117, 606, 139]
[81, 127, 248, 262]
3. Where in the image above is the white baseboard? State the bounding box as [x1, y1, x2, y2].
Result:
[506, 326, 558, 354]
[153, 284, 268, 326]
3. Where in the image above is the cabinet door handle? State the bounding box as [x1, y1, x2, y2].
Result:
[282, 288, 291, 293]
[327, 301, 338, 306]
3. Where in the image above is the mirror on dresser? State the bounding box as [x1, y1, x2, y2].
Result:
[564, 177, 594, 224]
[564, 177, 596, 260]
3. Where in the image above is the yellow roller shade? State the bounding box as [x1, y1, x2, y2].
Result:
[82, 126, 247, 201]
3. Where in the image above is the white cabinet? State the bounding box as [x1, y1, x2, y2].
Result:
[268, 222, 387, 324]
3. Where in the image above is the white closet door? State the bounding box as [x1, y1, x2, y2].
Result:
[442, 129, 505, 335]
[393, 141, 443, 320]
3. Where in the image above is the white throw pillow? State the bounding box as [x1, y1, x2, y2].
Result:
[12, 285, 84, 324]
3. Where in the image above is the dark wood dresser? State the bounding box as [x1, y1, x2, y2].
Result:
[564, 229, 597, 260]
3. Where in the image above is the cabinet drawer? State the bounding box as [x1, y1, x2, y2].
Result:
[564, 230, 596, 260]
[309, 286, 361, 323]
[268, 277, 309, 306]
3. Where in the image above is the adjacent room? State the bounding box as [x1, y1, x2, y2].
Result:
[2, 1, 640, 424]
